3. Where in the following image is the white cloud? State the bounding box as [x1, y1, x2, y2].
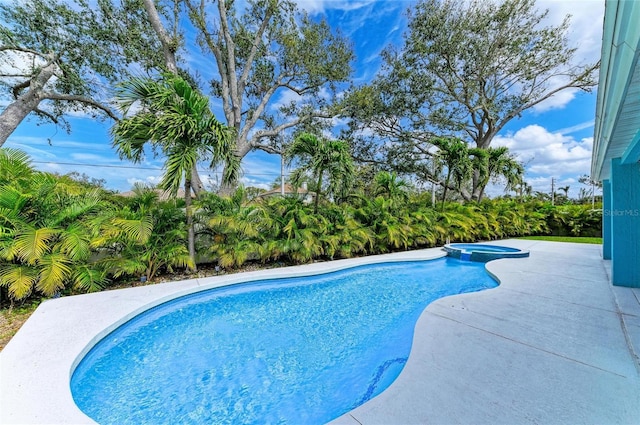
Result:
[532, 87, 579, 113]
[126, 175, 163, 188]
[4, 144, 59, 162]
[240, 176, 271, 190]
[554, 120, 594, 135]
[363, 50, 382, 65]
[527, 1, 603, 113]
[294, 0, 378, 15]
[70, 152, 115, 162]
[270, 89, 303, 112]
[539, 0, 604, 64]
[41, 162, 63, 172]
[492, 124, 595, 197]
[0, 50, 43, 77]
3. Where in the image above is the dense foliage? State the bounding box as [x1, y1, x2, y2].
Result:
[0, 0, 606, 306]
[112, 73, 237, 270]
[0, 0, 163, 145]
[341, 0, 598, 201]
[0, 149, 601, 303]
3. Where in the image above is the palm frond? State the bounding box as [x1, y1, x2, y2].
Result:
[14, 226, 59, 264]
[36, 252, 72, 296]
[72, 266, 108, 292]
[0, 148, 34, 187]
[58, 223, 92, 262]
[112, 216, 153, 244]
[0, 264, 38, 300]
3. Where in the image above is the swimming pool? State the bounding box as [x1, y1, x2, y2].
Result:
[71, 258, 497, 424]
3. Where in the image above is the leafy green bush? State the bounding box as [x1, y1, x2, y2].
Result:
[0, 149, 604, 301]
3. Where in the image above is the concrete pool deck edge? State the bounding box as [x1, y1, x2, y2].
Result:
[0, 247, 447, 424]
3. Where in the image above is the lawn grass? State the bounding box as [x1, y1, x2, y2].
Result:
[517, 236, 603, 244]
[0, 300, 42, 351]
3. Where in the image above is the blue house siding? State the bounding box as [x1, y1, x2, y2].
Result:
[592, 0, 640, 287]
[602, 179, 612, 260]
[609, 159, 640, 287]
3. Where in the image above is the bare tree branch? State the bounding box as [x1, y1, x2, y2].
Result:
[0, 73, 31, 78]
[33, 106, 59, 123]
[11, 79, 30, 98]
[40, 92, 119, 121]
[0, 46, 47, 57]
[141, 0, 177, 74]
[252, 110, 335, 150]
[238, 6, 273, 94]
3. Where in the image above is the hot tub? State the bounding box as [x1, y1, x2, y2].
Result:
[444, 243, 530, 262]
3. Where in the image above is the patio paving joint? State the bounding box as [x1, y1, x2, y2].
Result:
[612, 295, 640, 375]
[425, 309, 630, 379]
[500, 286, 620, 314]
[349, 414, 363, 425]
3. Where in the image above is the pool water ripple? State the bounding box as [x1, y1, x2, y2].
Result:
[71, 258, 497, 424]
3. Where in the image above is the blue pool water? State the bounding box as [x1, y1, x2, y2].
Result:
[71, 258, 497, 424]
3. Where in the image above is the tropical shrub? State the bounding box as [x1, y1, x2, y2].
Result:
[93, 186, 193, 282]
[0, 149, 108, 301]
[0, 148, 603, 302]
[543, 203, 602, 237]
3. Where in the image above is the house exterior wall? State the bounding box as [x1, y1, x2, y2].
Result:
[609, 158, 640, 287]
[592, 0, 640, 287]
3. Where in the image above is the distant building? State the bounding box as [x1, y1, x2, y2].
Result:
[118, 188, 193, 201]
[256, 184, 313, 204]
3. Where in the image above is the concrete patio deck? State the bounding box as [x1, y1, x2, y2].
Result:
[331, 240, 640, 424]
[1, 240, 639, 424]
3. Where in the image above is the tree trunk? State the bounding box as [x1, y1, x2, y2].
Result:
[217, 172, 235, 196]
[441, 171, 451, 211]
[218, 139, 252, 195]
[0, 64, 56, 147]
[184, 178, 197, 273]
[142, 0, 205, 197]
[477, 186, 486, 202]
[471, 133, 498, 200]
[281, 154, 285, 196]
[141, 0, 178, 74]
[470, 169, 482, 201]
[191, 167, 204, 196]
[0, 97, 41, 147]
[313, 169, 324, 214]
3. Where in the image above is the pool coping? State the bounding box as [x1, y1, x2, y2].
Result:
[1, 247, 449, 424]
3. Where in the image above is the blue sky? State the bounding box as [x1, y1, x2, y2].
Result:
[3, 0, 604, 198]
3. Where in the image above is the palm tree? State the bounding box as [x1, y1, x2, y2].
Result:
[112, 74, 237, 271]
[472, 146, 524, 201]
[354, 195, 412, 253]
[317, 203, 374, 259]
[286, 133, 355, 213]
[517, 181, 533, 200]
[207, 203, 268, 268]
[433, 137, 472, 210]
[436, 203, 480, 243]
[374, 171, 410, 205]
